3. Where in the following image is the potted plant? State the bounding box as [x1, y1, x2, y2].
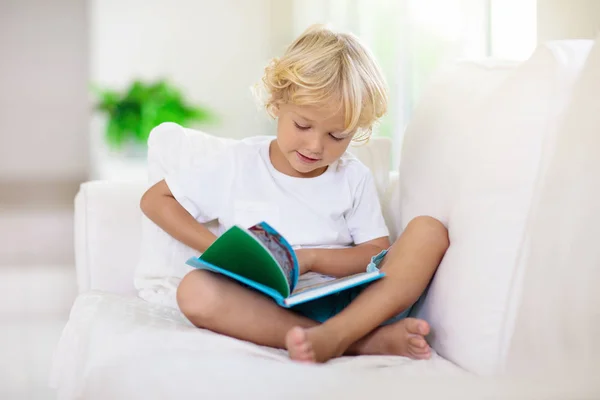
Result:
[92, 79, 217, 156]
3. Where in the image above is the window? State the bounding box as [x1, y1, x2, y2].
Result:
[293, 0, 537, 167]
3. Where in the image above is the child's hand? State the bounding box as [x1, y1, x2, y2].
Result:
[295, 249, 316, 275]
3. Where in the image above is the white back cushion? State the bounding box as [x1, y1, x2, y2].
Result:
[134, 124, 392, 294]
[506, 35, 600, 376]
[402, 41, 593, 375]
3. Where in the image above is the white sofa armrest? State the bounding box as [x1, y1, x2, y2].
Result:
[75, 180, 147, 294]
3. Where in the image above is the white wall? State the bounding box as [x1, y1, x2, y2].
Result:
[90, 0, 274, 143]
[0, 0, 288, 182]
[491, 0, 537, 60]
[537, 0, 600, 42]
[0, 0, 89, 182]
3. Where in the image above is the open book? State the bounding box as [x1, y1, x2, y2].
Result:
[185, 222, 384, 308]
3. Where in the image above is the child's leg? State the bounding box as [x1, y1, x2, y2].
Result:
[177, 269, 318, 360]
[286, 216, 449, 362]
[178, 270, 427, 362]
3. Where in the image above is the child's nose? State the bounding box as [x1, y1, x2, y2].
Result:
[304, 131, 324, 155]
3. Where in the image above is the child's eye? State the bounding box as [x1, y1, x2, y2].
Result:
[294, 122, 310, 130]
[329, 133, 344, 141]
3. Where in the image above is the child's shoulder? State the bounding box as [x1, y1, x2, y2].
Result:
[335, 151, 373, 180]
[221, 136, 272, 159]
[239, 136, 274, 148]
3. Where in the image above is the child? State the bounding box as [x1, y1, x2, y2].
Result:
[140, 24, 449, 363]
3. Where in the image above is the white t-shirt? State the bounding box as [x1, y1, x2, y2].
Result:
[165, 138, 389, 249]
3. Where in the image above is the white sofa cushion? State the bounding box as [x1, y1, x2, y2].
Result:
[506, 35, 600, 376]
[134, 123, 393, 304]
[50, 291, 463, 399]
[134, 124, 235, 303]
[402, 41, 594, 375]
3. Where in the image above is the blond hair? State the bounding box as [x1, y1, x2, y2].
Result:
[260, 24, 388, 141]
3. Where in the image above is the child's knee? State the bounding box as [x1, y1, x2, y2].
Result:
[177, 270, 221, 322]
[406, 216, 449, 250]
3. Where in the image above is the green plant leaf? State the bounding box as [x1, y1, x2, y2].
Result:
[106, 118, 125, 148]
[91, 79, 218, 149]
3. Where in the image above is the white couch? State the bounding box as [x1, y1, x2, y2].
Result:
[51, 39, 600, 399]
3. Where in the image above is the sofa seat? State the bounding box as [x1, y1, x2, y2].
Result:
[51, 291, 464, 399]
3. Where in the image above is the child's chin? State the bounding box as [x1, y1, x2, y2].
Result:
[292, 160, 317, 171]
[293, 164, 326, 177]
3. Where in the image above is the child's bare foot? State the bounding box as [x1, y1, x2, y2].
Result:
[285, 325, 345, 363]
[285, 327, 316, 362]
[353, 317, 432, 360]
[285, 318, 431, 363]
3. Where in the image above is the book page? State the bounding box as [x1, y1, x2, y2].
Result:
[292, 272, 375, 295]
[293, 272, 337, 294]
[285, 270, 383, 307]
[248, 222, 297, 291]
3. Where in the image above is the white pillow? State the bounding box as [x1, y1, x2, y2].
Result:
[134, 123, 393, 304]
[402, 41, 594, 375]
[134, 123, 236, 305]
[506, 35, 600, 377]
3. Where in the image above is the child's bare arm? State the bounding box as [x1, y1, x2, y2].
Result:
[140, 179, 217, 253]
[297, 236, 390, 277]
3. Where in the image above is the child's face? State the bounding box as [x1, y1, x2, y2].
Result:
[272, 102, 353, 178]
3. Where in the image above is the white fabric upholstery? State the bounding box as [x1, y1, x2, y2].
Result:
[50, 295, 597, 399]
[506, 35, 600, 376]
[50, 291, 463, 399]
[382, 171, 402, 242]
[74, 181, 146, 294]
[402, 41, 593, 375]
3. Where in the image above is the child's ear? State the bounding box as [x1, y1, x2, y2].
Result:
[272, 105, 281, 118]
